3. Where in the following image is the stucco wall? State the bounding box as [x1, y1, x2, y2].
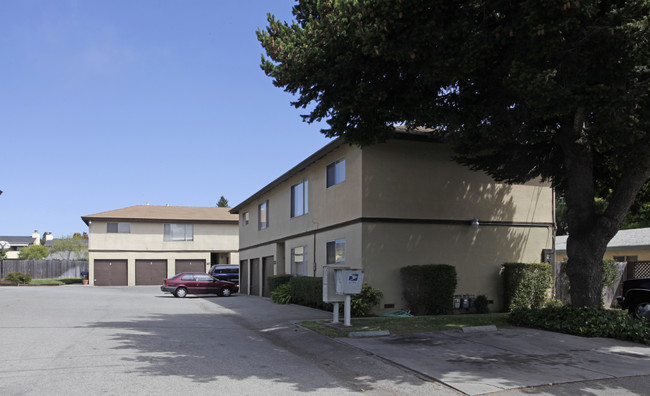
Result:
[237, 144, 363, 249]
[362, 223, 554, 312]
[361, 140, 553, 223]
[88, 221, 238, 252]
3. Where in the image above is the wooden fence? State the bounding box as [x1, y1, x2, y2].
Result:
[1, 260, 88, 279]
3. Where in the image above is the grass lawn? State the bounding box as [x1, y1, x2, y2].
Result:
[299, 313, 511, 338]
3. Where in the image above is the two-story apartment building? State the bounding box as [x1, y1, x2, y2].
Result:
[230, 130, 554, 312]
[81, 205, 238, 286]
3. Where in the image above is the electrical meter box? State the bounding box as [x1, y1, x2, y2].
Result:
[323, 265, 348, 303]
[335, 269, 364, 295]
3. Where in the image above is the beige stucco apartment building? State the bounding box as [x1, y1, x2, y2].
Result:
[82, 205, 238, 286]
[230, 131, 555, 312]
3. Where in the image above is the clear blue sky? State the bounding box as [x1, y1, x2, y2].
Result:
[1, 0, 332, 238]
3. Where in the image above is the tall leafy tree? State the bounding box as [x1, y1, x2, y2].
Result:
[259, 0, 650, 307]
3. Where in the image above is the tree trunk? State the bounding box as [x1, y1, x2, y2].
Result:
[560, 109, 650, 307]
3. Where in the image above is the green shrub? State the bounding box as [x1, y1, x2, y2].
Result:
[509, 306, 650, 345]
[59, 278, 83, 284]
[271, 283, 293, 304]
[5, 272, 32, 284]
[350, 283, 383, 317]
[289, 276, 331, 310]
[400, 264, 457, 315]
[502, 262, 551, 311]
[545, 299, 564, 308]
[267, 274, 293, 294]
[474, 295, 489, 314]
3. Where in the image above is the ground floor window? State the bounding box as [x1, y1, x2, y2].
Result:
[291, 246, 308, 276]
[326, 239, 345, 264]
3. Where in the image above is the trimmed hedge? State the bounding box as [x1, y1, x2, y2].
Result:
[400, 264, 457, 315]
[509, 306, 650, 345]
[289, 276, 331, 310]
[502, 262, 551, 311]
[267, 274, 293, 294]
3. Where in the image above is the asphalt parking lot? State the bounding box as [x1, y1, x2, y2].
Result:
[2, 285, 650, 396]
[0, 286, 455, 395]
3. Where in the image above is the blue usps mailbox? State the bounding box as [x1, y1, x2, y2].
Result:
[335, 269, 364, 295]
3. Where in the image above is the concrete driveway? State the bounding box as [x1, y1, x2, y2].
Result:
[0, 285, 456, 395]
[340, 327, 650, 395]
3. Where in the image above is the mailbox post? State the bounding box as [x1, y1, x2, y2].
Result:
[323, 265, 364, 326]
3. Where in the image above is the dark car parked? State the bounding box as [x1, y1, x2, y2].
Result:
[161, 272, 238, 298]
[617, 278, 650, 319]
[208, 264, 239, 284]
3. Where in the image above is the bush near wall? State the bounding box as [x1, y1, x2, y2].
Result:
[502, 262, 552, 311]
[400, 264, 457, 315]
[4, 272, 32, 284]
[289, 276, 331, 310]
[267, 274, 293, 294]
[509, 306, 650, 345]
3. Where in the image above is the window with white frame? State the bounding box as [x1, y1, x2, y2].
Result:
[291, 246, 308, 276]
[291, 180, 308, 217]
[164, 224, 194, 241]
[258, 200, 269, 230]
[107, 222, 130, 233]
[241, 212, 249, 226]
[326, 159, 345, 188]
[326, 238, 346, 264]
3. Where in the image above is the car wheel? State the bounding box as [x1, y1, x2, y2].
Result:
[220, 287, 232, 297]
[175, 287, 188, 298]
[632, 301, 650, 319]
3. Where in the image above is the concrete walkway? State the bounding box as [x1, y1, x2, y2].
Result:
[339, 327, 650, 395]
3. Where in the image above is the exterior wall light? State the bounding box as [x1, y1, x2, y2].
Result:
[471, 218, 480, 228]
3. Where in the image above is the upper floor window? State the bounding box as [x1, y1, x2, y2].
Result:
[326, 159, 345, 188]
[326, 238, 346, 264]
[107, 222, 130, 233]
[241, 212, 249, 227]
[164, 224, 194, 241]
[258, 200, 269, 230]
[291, 180, 309, 217]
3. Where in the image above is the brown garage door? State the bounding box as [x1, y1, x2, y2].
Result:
[175, 259, 206, 274]
[94, 260, 128, 286]
[135, 260, 167, 285]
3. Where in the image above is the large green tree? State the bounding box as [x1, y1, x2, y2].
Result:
[18, 244, 49, 260]
[259, 0, 650, 307]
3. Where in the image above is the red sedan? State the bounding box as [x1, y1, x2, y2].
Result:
[161, 272, 238, 298]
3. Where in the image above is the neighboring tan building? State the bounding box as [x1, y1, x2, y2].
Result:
[230, 131, 555, 312]
[81, 205, 239, 286]
[556, 228, 650, 263]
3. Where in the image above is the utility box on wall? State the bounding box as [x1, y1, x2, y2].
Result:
[335, 269, 364, 295]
